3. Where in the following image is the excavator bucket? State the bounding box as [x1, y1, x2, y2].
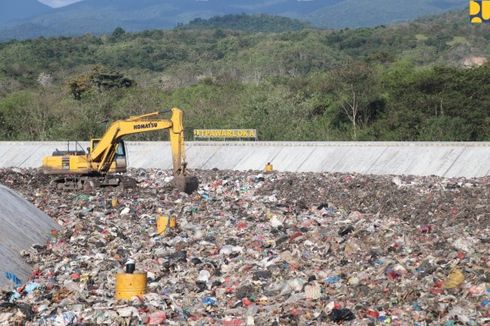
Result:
[174, 175, 199, 194]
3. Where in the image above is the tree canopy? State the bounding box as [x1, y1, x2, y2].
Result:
[0, 12, 488, 141]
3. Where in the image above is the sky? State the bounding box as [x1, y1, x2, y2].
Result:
[38, 0, 83, 8]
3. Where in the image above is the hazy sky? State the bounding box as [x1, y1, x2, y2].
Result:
[38, 0, 83, 8]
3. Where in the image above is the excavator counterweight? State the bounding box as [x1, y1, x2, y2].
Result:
[42, 108, 198, 194]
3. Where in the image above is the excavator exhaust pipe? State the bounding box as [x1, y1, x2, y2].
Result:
[174, 175, 199, 194]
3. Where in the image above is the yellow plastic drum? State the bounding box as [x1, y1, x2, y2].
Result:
[115, 272, 147, 300]
[157, 215, 169, 234]
[169, 216, 177, 229]
[264, 163, 273, 173]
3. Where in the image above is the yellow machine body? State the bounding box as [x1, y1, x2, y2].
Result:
[42, 148, 124, 174]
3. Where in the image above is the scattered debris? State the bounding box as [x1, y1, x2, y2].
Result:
[0, 168, 488, 324]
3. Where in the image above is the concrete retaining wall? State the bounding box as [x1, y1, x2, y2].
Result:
[0, 141, 488, 177]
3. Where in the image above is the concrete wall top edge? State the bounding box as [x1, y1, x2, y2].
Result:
[185, 141, 490, 147]
[138, 141, 490, 147]
[1, 141, 489, 147]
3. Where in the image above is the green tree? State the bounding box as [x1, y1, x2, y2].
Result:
[111, 27, 126, 40]
[68, 66, 134, 100]
[331, 61, 379, 140]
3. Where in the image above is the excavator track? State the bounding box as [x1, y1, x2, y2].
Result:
[50, 175, 138, 191]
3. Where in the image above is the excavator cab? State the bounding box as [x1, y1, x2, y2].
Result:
[90, 139, 127, 173]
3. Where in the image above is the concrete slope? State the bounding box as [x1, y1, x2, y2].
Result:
[0, 141, 488, 177]
[0, 184, 59, 289]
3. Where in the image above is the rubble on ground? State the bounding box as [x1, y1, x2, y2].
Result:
[0, 168, 488, 325]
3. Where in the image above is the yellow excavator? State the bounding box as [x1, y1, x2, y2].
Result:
[42, 108, 199, 193]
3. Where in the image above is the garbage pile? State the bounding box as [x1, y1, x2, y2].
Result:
[0, 168, 488, 325]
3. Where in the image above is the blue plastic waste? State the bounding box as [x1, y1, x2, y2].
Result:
[202, 296, 217, 306]
[325, 275, 341, 284]
[4, 272, 21, 286]
[25, 282, 40, 294]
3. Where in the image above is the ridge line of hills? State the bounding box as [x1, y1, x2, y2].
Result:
[0, 0, 466, 41]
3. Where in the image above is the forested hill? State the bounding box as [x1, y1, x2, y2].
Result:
[0, 0, 465, 40]
[182, 14, 311, 33]
[0, 11, 488, 142]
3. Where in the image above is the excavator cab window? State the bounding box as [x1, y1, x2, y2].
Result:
[90, 139, 126, 158]
[89, 139, 99, 153]
[115, 140, 126, 158]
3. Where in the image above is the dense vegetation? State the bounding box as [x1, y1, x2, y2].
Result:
[0, 11, 489, 141]
[182, 14, 310, 33]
